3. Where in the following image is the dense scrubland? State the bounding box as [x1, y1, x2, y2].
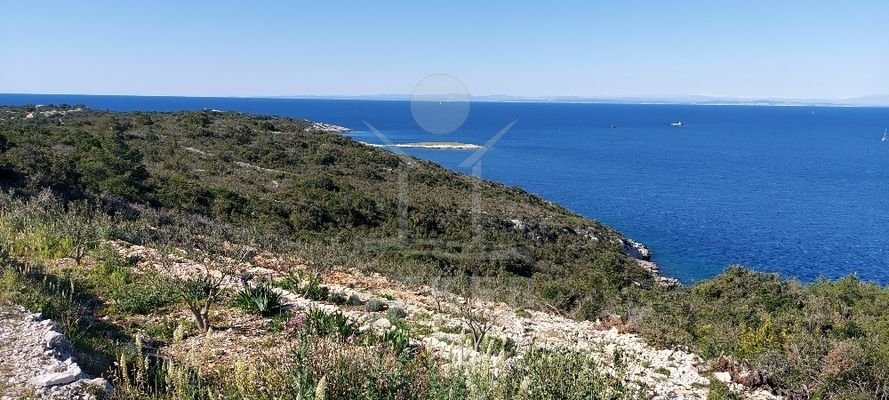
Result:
[0, 106, 887, 399]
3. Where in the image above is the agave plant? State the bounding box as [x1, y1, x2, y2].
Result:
[234, 282, 285, 317]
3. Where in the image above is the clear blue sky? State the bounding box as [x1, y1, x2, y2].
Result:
[1, 1, 887, 99]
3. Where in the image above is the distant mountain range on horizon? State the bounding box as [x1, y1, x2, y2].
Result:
[4, 92, 889, 107]
[274, 93, 889, 107]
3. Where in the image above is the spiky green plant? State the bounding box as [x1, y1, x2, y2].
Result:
[234, 282, 284, 317]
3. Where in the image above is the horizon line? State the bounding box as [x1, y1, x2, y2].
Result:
[2, 92, 888, 108]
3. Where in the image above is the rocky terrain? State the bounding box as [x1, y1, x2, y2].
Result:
[0, 304, 111, 399]
[0, 237, 781, 399]
[104, 240, 778, 400]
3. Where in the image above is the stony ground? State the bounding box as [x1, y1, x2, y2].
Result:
[0, 239, 779, 399]
[0, 303, 110, 400]
[113, 241, 779, 400]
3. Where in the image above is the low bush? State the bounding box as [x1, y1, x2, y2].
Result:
[110, 280, 177, 315]
[275, 272, 301, 291]
[632, 266, 889, 399]
[301, 308, 357, 340]
[380, 325, 411, 354]
[89, 251, 176, 315]
[328, 291, 348, 305]
[347, 293, 364, 306]
[234, 282, 284, 317]
[365, 299, 388, 312]
[302, 277, 329, 301]
[386, 306, 407, 322]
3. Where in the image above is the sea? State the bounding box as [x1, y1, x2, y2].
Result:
[2, 94, 889, 285]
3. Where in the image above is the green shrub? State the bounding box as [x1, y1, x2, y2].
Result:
[88, 250, 176, 315]
[302, 277, 329, 301]
[144, 318, 179, 342]
[110, 281, 176, 315]
[481, 335, 517, 356]
[347, 293, 364, 306]
[234, 282, 284, 317]
[365, 299, 387, 312]
[304, 308, 357, 339]
[707, 378, 740, 400]
[386, 307, 407, 322]
[380, 325, 411, 354]
[633, 266, 889, 398]
[328, 291, 348, 305]
[276, 272, 301, 291]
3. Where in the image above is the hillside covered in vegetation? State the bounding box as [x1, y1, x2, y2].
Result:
[0, 105, 653, 313]
[1, 105, 887, 399]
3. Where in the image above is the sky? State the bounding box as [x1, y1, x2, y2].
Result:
[1, 1, 887, 100]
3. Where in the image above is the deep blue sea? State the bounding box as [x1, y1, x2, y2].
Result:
[3, 94, 889, 284]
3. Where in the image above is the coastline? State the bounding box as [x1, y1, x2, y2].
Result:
[360, 141, 484, 150]
[346, 130, 679, 286]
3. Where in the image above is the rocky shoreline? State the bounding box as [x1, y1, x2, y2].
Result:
[506, 217, 680, 287]
[618, 238, 681, 287]
[0, 304, 111, 400]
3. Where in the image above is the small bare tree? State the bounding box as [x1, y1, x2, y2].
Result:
[158, 226, 258, 333]
[427, 270, 455, 314]
[159, 247, 227, 333]
[60, 201, 101, 265]
[456, 276, 497, 352]
[287, 240, 352, 297]
[178, 269, 226, 333]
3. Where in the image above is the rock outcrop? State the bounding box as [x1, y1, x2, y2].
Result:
[504, 218, 678, 286]
[311, 122, 350, 133]
[0, 304, 111, 399]
[620, 238, 652, 261]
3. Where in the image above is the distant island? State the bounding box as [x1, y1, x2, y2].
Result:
[362, 141, 484, 150]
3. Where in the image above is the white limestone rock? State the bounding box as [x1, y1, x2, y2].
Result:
[621, 238, 652, 260]
[372, 318, 392, 330]
[29, 364, 82, 387]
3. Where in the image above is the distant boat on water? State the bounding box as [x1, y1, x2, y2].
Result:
[671, 121, 683, 127]
[883, 129, 887, 142]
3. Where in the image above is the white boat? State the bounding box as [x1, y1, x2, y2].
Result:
[883, 129, 887, 142]
[670, 121, 683, 127]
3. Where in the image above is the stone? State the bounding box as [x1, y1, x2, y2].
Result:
[620, 239, 651, 260]
[714, 371, 732, 383]
[44, 330, 73, 358]
[80, 377, 114, 394]
[29, 364, 82, 387]
[734, 368, 767, 387]
[372, 318, 392, 330]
